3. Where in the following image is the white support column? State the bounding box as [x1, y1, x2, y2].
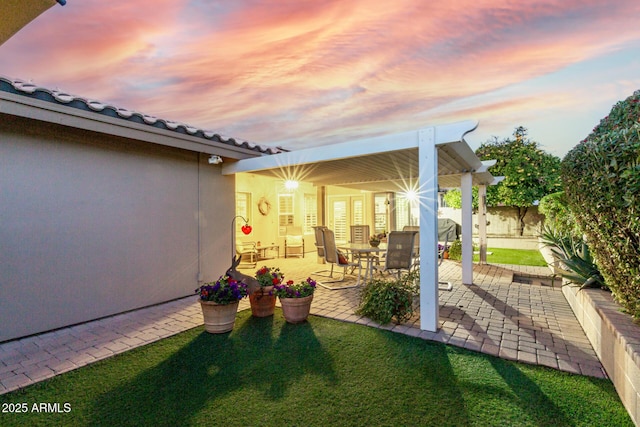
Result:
[418, 127, 439, 332]
[478, 185, 487, 264]
[461, 173, 473, 285]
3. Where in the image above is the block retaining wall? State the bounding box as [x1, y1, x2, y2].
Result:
[540, 242, 640, 425]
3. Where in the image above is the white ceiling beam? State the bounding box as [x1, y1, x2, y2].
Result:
[222, 120, 479, 176]
[222, 130, 420, 175]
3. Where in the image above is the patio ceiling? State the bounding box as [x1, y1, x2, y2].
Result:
[222, 120, 498, 192]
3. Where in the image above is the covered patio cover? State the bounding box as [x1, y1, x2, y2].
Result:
[222, 120, 500, 331]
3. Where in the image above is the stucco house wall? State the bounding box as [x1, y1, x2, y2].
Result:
[0, 115, 237, 342]
[0, 77, 272, 342]
[236, 172, 319, 256]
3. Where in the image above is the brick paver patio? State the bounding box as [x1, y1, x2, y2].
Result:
[0, 258, 605, 395]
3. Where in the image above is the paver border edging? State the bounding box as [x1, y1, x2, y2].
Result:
[562, 284, 640, 426]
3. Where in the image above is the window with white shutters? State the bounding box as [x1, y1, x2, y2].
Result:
[352, 199, 363, 225]
[374, 194, 388, 234]
[304, 193, 317, 234]
[278, 193, 294, 235]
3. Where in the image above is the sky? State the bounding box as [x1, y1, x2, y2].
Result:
[2, 0, 640, 157]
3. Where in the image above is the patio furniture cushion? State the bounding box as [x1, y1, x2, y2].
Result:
[285, 226, 304, 258]
[287, 235, 303, 245]
[338, 250, 348, 265]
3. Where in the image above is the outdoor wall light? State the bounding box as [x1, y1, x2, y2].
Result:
[208, 155, 223, 165]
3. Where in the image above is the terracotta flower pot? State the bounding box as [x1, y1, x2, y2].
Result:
[279, 295, 314, 324]
[249, 286, 276, 317]
[199, 300, 239, 334]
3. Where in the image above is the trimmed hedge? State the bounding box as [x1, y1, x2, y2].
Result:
[561, 90, 640, 318]
[538, 191, 578, 236]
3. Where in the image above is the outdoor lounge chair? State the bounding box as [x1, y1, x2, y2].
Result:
[284, 226, 304, 258]
[316, 228, 362, 290]
[236, 241, 258, 267]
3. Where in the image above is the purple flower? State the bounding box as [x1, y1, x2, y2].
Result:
[195, 274, 248, 304]
[272, 276, 316, 299]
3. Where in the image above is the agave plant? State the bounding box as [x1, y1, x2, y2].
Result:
[539, 224, 575, 259]
[539, 224, 606, 290]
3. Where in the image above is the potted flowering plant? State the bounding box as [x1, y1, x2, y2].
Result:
[250, 266, 284, 317]
[195, 275, 248, 333]
[273, 277, 317, 323]
[273, 277, 316, 298]
[438, 243, 450, 259]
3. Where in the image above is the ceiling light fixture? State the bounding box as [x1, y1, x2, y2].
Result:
[285, 179, 299, 190]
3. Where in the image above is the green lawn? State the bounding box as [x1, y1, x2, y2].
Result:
[0, 311, 630, 426]
[473, 247, 547, 266]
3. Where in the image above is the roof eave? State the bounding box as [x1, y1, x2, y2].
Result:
[0, 90, 263, 160]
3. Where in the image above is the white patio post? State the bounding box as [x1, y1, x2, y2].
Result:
[461, 172, 473, 285]
[418, 128, 439, 332]
[478, 185, 488, 264]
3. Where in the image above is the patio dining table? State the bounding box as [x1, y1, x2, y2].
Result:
[338, 242, 387, 284]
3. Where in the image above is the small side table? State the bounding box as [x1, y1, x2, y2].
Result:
[256, 244, 279, 260]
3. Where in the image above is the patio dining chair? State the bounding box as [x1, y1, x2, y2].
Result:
[350, 224, 377, 270]
[403, 225, 420, 269]
[316, 228, 362, 290]
[399, 226, 453, 291]
[350, 225, 370, 244]
[311, 225, 332, 277]
[374, 231, 417, 279]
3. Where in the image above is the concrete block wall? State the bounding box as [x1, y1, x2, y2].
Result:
[562, 280, 640, 425]
[440, 206, 544, 237]
[540, 241, 640, 424]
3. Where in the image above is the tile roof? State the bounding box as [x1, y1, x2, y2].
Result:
[0, 75, 284, 155]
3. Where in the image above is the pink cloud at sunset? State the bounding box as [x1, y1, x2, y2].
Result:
[1, 0, 639, 155]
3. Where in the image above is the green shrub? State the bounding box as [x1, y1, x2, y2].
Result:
[538, 191, 579, 236]
[447, 239, 478, 261]
[448, 239, 462, 261]
[356, 272, 417, 324]
[561, 90, 640, 318]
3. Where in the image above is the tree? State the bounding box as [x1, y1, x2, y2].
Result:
[442, 187, 478, 211]
[480, 126, 562, 235]
[444, 127, 562, 236]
